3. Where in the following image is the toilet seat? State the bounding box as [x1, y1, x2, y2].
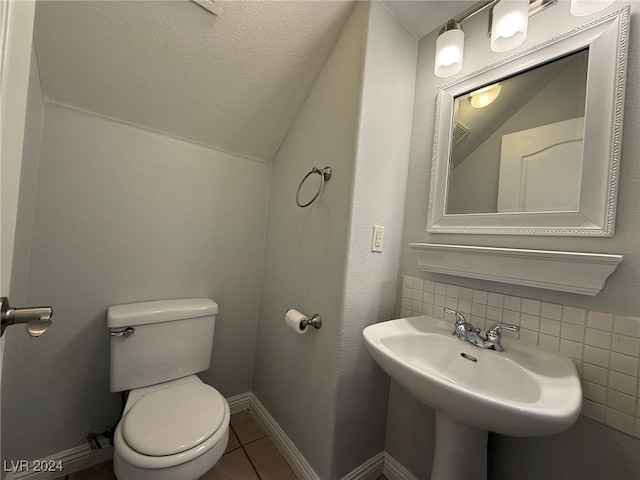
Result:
[114, 378, 230, 470]
[122, 382, 226, 456]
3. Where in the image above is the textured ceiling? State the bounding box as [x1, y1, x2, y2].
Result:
[33, 1, 356, 162]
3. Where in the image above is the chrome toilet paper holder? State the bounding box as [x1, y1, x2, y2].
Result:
[302, 314, 322, 330]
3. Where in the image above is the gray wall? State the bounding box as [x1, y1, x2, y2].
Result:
[333, 2, 417, 476]
[2, 102, 270, 463]
[252, 4, 367, 477]
[11, 46, 44, 308]
[1, 44, 45, 479]
[253, 2, 417, 478]
[388, 1, 640, 479]
[401, 1, 639, 318]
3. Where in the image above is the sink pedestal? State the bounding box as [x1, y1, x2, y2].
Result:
[431, 412, 488, 480]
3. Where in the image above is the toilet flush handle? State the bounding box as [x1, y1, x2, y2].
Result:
[110, 327, 134, 337]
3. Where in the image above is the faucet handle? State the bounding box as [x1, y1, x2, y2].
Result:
[486, 322, 519, 338]
[444, 307, 466, 325]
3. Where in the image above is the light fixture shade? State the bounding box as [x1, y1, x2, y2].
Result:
[570, 0, 615, 16]
[435, 21, 464, 78]
[491, 0, 529, 53]
[470, 84, 502, 108]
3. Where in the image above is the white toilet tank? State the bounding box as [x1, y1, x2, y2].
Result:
[108, 298, 218, 392]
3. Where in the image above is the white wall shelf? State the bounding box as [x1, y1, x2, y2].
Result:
[408, 243, 623, 296]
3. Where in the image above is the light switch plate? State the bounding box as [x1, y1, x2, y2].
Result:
[372, 225, 384, 252]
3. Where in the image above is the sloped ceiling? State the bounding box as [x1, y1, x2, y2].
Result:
[33, 0, 356, 162]
[382, 0, 477, 39]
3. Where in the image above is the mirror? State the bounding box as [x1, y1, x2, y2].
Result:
[428, 7, 629, 236]
[447, 50, 588, 215]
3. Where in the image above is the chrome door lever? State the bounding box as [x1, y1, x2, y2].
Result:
[1, 297, 53, 337]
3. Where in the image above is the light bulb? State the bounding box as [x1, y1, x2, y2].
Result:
[435, 20, 464, 78]
[491, 0, 529, 53]
[469, 84, 502, 108]
[570, 0, 615, 16]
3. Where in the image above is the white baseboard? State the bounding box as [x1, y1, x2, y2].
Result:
[226, 391, 251, 414]
[5, 392, 418, 480]
[4, 392, 251, 480]
[382, 453, 420, 480]
[248, 393, 322, 480]
[248, 393, 399, 480]
[340, 451, 384, 480]
[5, 438, 113, 480]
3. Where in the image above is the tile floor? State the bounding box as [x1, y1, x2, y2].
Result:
[54, 410, 297, 480]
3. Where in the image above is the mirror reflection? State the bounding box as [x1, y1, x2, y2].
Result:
[445, 49, 589, 215]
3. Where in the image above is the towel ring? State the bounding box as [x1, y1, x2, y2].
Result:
[296, 166, 332, 208]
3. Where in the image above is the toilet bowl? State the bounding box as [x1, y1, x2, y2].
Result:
[107, 299, 229, 480]
[112, 376, 229, 480]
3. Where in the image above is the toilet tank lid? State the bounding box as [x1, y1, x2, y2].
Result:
[107, 298, 218, 328]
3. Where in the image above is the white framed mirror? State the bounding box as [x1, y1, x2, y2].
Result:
[427, 7, 629, 236]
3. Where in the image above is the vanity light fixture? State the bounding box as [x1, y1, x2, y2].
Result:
[434, 0, 614, 78]
[469, 83, 502, 108]
[434, 20, 465, 78]
[570, 0, 616, 16]
[491, 0, 530, 52]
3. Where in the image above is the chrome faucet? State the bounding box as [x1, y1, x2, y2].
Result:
[444, 307, 519, 352]
[484, 322, 519, 352]
[445, 307, 485, 348]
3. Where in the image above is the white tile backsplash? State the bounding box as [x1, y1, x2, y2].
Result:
[583, 363, 608, 386]
[606, 408, 635, 435]
[487, 292, 504, 308]
[459, 287, 473, 301]
[587, 311, 614, 331]
[520, 313, 540, 331]
[609, 371, 637, 396]
[584, 345, 610, 368]
[538, 333, 560, 352]
[446, 284, 460, 298]
[541, 302, 562, 320]
[610, 352, 639, 377]
[585, 328, 612, 349]
[562, 306, 587, 326]
[614, 316, 640, 338]
[472, 290, 488, 305]
[398, 275, 640, 439]
[503, 295, 521, 312]
[612, 335, 640, 357]
[521, 298, 541, 315]
[540, 318, 561, 336]
[561, 322, 585, 342]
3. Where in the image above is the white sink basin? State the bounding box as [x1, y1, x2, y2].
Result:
[363, 316, 581, 437]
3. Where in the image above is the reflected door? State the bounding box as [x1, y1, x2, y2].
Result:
[497, 117, 584, 213]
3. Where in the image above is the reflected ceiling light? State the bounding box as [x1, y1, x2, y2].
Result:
[570, 0, 615, 16]
[469, 84, 502, 108]
[434, 20, 464, 78]
[491, 0, 529, 52]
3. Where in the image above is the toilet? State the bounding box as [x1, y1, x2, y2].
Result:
[108, 298, 229, 480]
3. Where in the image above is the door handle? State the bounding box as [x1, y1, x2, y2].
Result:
[1, 297, 53, 337]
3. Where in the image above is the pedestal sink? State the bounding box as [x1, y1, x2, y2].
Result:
[363, 315, 582, 480]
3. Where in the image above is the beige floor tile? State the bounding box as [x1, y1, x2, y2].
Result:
[230, 410, 266, 445]
[68, 460, 116, 480]
[200, 449, 259, 480]
[225, 428, 241, 454]
[244, 436, 296, 480]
